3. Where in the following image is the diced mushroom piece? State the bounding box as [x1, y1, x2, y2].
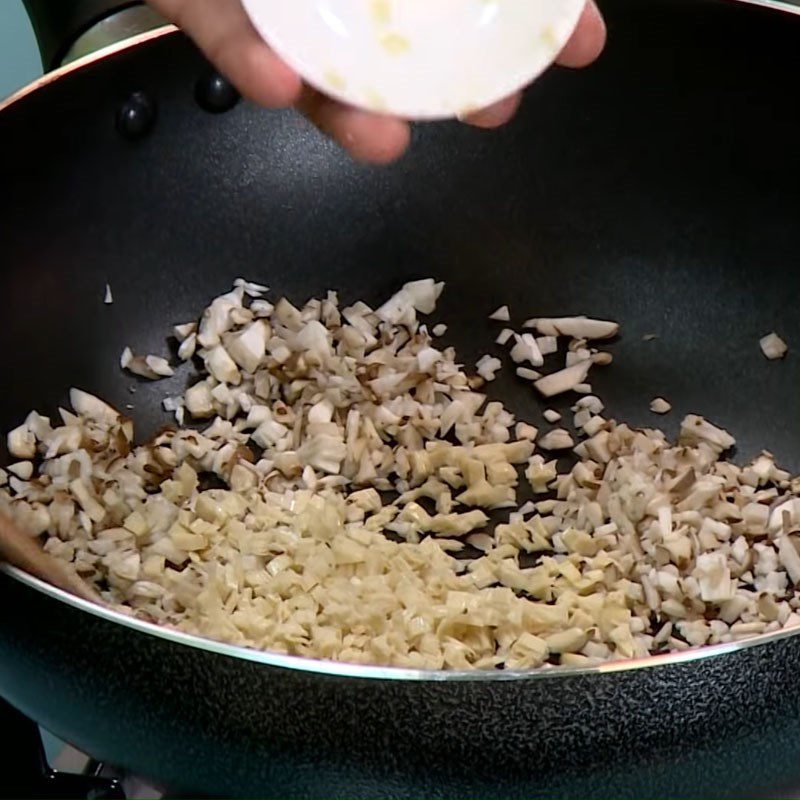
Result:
[8, 462, 33, 480]
[428, 510, 489, 537]
[779, 536, 800, 584]
[760, 332, 788, 360]
[205, 345, 241, 385]
[693, 552, 734, 603]
[509, 334, 544, 367]
[592, 352, 613, 366]
[534, 360, 592, 398]
[7, 423, 36, 459]
[543, 409, 561, 424]
[234, 277, 269, 297]
[516, 367, 542, 381]
[495, 328, 514, 346]
[679, 415, 735, 454]
[489, 305, 511, 322]
[120, 347, 174, 380]
[515, 423, 539, 441]
[178, 333, 197, 361]
[185, 381, 215, 418]
[545, 628, 588, 654]
[526, 317, 619, 340]
[173, 322, 198, 342]
[375, 278, 444, 324]
[476, 355, 502, 382]
[536, 336, 558, 356]
[225, 321, 267, 374]
[69, 388, 119, 423]
[537, 428, 574, 452]
[769, 498, 800, 534]
[650, 397, 672, 415]
[432, 323, 448, 337]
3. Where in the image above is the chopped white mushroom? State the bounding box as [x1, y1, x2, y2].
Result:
[495, 328, 514, 346]
[509, 334, 544, 368]
[537, 428, 574, 451]
[69, 388, 119, 423]
[650, 397, 672, 415]
[7, 424, 35, 459]
[543, 409, 561, 424]
[8, 462, 33, 480]
[205, 345, 241, 385]
[476, 355, 502, 382]
[489, 305, 511, 322]
[760, 332, 788, 360]
[173, 322, 197, 342]
[234, 278, 269, 297]
[103, 283, 113, 304]
[225, 321, 267, 374]
[779, 536, 800, 584]
[534, 360, 592, 398]
[121, 347, 174, 380]
[375, 279, 444, 325]
[4, 277, 800, 673]
[145, 356, 174, 378]
[525, 317, 619, 340]
[432, 324, 448, 337]
[536, 336, 558, 356]
[516, 367, 542, 381]
[178, 333, 197, 362]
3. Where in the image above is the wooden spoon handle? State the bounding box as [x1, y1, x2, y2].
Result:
[0, 512, 101, 604]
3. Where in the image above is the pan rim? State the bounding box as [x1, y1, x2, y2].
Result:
[2, 0, 800, 117]
[5, 563, 800, 682]
[0, 25, 179, 115]
[2, 0, 800, 684]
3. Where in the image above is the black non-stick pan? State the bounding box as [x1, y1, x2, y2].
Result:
[2, 0, 800, 797]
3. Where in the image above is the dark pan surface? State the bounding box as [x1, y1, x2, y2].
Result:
[2, 0, 800, 471]
[2, 0, 800, 796]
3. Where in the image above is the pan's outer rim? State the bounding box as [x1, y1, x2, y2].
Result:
[2, 0, 800, 117]
[2, 0, 800, 683]
[0, 25, 179, 115]
[5, 563, 800, 682]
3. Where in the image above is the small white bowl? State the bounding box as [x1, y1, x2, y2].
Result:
[241, 0, 586, 121]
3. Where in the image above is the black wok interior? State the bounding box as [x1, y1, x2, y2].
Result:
[2, 0, 800, 796]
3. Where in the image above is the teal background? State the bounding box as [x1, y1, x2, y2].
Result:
[0, 1, 42, 100]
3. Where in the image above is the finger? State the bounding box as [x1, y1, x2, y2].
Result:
[298, 90, 411, 164]
[462, 93, 522, 129]
[556, 0, 607, 68]
[148, 0, 302, 107]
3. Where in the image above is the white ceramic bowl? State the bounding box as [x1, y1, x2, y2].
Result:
[241, 0, 586, 120]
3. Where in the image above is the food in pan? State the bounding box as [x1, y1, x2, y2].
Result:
[2, 278, 799, 670]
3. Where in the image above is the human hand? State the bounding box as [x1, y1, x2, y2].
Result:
[147, 0, 606, 164]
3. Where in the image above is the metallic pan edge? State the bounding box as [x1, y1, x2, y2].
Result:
[6, 563, 800, 681]
[3, 1, 800, 683]
[0, 25, 178, 114]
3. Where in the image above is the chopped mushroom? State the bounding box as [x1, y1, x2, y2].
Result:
[650, 397, 672, 415]
[120, 348, 174, 380]
[489, 305, 511, 322]
[3, 277, 800, 673]
[534, 360, 592, 398]
[537, 428, 574, 451]
[525, 317, 619, 340]
[760, 332, 788, 360]
[543, 409, 561, 424]
[495, 328, 514, 346]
